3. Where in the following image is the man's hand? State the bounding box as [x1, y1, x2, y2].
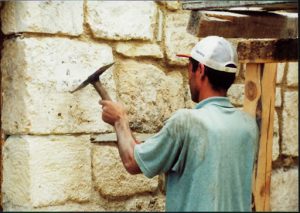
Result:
[99, 100, 127, 126]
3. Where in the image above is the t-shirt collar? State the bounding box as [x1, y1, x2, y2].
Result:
[195, 96, 234, 109]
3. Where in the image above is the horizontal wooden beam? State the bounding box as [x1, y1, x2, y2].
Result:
[237, 39, 298, 63]
[182, 1, 298, 11]
[187, 11, 298, 39]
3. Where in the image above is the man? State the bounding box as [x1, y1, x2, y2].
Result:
[100, 36, 259, 211]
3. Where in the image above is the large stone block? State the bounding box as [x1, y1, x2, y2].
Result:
[115, 60, 185, 133]
[2, 135, 91, 209]
[276, 62, 285, 84]
[92, 144, 159, 198]
[1, 37, 115, 134]
[272, 111, 279, 161]
[286, 62, 298, 87]
[1, 1, 83, 35]
[156, 0, 181, 11]
[165, 11, 199, 66]
[282, 91, 298, 156]
[270, 168, 298, 211]
[86, 1, 157, 41]
[116, 42, 163, 59]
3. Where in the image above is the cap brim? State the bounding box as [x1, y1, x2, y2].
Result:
[176, 54, 191, 58]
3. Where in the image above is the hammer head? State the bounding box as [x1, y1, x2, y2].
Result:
[70, 62, 114, 93]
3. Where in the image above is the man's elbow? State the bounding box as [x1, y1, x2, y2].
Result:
[124, 159, 141, 175]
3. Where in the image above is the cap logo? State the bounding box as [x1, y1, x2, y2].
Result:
[195, 49, 205, 57]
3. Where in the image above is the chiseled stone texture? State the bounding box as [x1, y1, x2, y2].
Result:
[1, 37, 115, 134]
[282, 91, 298, 156]
[92, 144, 159, 198]
[276, 62, 285, 84]
[2, 135, 91, 210]
[286, 62, 298, 87]
[270, 168, 299, 211]
[1, 1, 83, 35]
[156, 0, 181, 11]
[116, 42, 163, 58]
[116, 60, 185, 133]
[87, 1, 157, 41]
[272, 111, 279, 161]
[165, 11, 198, 66]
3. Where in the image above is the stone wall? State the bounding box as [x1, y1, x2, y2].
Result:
[0, 1, 298, 211]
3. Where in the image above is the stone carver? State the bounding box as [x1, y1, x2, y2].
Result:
[100, 36, 259, 211]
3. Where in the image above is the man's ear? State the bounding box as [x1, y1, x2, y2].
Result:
[198, 63, 205, 78]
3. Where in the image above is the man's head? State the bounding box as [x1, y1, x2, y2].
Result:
[177, 36, 238, 102]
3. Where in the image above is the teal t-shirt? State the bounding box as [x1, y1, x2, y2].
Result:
[134, 97, 259, 211]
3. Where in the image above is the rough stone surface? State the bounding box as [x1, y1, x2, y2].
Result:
[2, 135, 91, 209]
[156, 0, 181, 11]
[272, 111, 279, 161]
[282, 91, 298, 156]
[87, 1, 157, 41]
[270, 168, 299, 211]
[1, 37, 115, 134]
[286, 62, 298, 87]
[1, 1, 83, 35]
[276, 62, 285, 84]
[116, 42, 163, 58]
[115, 60, 185, 133]
[165, 11, 198, 66]
[92, 144, 159, 198]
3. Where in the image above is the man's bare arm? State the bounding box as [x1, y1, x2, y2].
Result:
[100, 100, 141, 174]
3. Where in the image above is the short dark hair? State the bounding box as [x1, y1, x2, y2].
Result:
[189, 57, 236, 91]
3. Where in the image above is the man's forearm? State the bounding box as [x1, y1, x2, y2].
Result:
[114, 116, 141, 174]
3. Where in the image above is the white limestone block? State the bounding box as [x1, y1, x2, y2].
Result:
[1, 1, 83, 35]
[92, 144, 158, 198]
[164, 11, 199, 66]
[272, 111, 280, 161]
[270, 168, 299, 211]
[116, 43, 163, 59]
[1, 37, 115, 134]
[286, 62, 298, 87]
[276, 62, 285, 84]
[2, 135, 91, 209]
[86, 1, 157, 41]
[156, 0, 181, 11]
[116, 60, 185, 133]
[282, 91, 298, 156]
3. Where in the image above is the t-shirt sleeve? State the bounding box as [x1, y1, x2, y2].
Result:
[134, 110, 188, 178]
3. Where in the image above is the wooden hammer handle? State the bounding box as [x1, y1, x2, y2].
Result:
[92, 81, 112, 101]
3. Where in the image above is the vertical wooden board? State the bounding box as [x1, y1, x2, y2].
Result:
[243, 63, 262, 210]
[254, 63, 277, 211]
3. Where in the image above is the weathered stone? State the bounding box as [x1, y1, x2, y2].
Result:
[1, 37, 115, 134]
[156, 0, 181, 11]
[2, 135, 91, 209]
[272, 111, 280, 161]
[270, 168, 298, 211]
[116, 42, 163, 58]
[87, 1, 157, 41]
[286, 62, 298, 87]
[115, 60, 185, 133]
[276, 62, 285, 84]
[282, 91, 298, 156]
[92, 144, 158, 198]
[1, 1, 83, 35]
[165, 11, 199, 66]
[227, 84, 244, 106]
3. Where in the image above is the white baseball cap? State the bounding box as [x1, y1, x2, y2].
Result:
[177, 36, 238, 73]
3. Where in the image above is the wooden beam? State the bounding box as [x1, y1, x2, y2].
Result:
[243, 63, 277, 211]
[237, 39, 298, 63]
[182, 1, 298, 11]
[187, 11, 298, 39]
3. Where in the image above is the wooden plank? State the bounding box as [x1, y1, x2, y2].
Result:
[243, 63, 262, 210]
[187, 10, 298, 39]
[254, 63, 277, 211]
[237, 39, 298, 63]
[182, 1, 298, 11]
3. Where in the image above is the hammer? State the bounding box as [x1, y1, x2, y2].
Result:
[70, 62, 114, 100]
